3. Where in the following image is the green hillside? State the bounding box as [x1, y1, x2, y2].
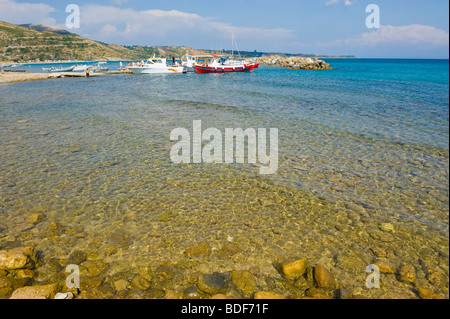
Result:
[0, 20, 208, 63]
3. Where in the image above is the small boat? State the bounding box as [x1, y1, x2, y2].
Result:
[90, 62, 109, 73]
[182, 54, 214, 72]
[195, 34, 256, 74]
[73, 64, 89, 72]
[195, 56, 255, 74]
[43, 65, 76, 73]
[129, 57, 186, 74]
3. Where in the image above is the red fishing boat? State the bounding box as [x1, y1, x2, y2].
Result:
[195, 56, 255, 73]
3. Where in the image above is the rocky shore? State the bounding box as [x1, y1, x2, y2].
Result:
[248, 56, 332, 70]
[0, 244, 446, 299]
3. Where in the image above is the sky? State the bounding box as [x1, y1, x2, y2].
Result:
[0, 0, 448, 58]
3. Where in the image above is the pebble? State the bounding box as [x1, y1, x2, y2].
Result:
[398, 264, 416, 283]
[80, 260, 107, 277]
[293, 277, 314, 290]
[197, 272, 228, 295]
[231, 270, 256, 297]
[374, 261, 396, 274]
[183, 286, 203, 299]
[185, 242, 211, 257]
[9, 283, 58, 299]
[131, 275, 151, 290]
[16, 269, 34, 279]
[217, 243, 241, 258]
[306, 287, 333, 299]
[371, 247, 387, 258]
[66, 250, 87, 265]
[27, 213, 45, 224]
[254, 291, 285, 299]
[314, 264, 336, 289]
[417, 288, 444, 299]
[281, 258, 309, 279]
[113, 279, 129, 291]
[337, 288, 353, 299]
[427, 271, 446, 287]
[0, 247, 38, 270]
[85, 284, 115, 299]
[379, 223, 395, 232]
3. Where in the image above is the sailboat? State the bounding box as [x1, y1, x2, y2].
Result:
[194, 34, 256, 74]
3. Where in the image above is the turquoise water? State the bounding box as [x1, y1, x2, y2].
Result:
[0, 59, 448, 299]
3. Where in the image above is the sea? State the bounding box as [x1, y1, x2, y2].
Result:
[0, 59, 448, 299]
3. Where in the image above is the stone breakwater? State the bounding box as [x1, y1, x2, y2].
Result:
[248, 56, 332, 70]
[0, 244, 446, 299]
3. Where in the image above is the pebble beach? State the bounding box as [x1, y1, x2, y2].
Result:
[0, 59, 448, 300]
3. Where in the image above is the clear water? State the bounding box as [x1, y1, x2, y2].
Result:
[0, 59, 448, 299]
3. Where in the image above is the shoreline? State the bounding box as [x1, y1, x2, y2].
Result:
[0, 70, 133, 84]
[0, 71, 58, 84]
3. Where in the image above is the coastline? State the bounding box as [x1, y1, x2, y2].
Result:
[0, 71, 58, 84]
[0, 70, 133, 84]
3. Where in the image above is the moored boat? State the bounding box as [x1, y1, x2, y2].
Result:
[182, 54, 214, 72]
[129, 57, 186, 74]
[90, 62, 109, 73]
[43, 65, 76, 73]
[194, 56, 255, 73]
[73, 64, 89, 72]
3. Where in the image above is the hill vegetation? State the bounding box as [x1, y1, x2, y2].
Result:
[0, 21, 208, 63]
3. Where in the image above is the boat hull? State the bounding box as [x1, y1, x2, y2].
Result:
[49, 66, 76, 73]
[129, 66, 186, 74]
[195, 64, 255, 74]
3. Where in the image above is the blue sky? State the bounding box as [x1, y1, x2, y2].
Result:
[1, 0, 448, 58]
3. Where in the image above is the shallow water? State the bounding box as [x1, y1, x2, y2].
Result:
[0, 59, 448, 298]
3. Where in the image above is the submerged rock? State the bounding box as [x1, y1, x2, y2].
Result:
[417, 288, 445, 299]
[231, 270, 256, 297]
[113, 279, 129, 292]
[398, 264, 416, 283]
[10, 283, 58, 299]
[0, 247, 38, 270]
[306, 287, 333, 299]
[131, 275, 151, 291]
[314, 264, 336, 289]
[281, 258, 309, 279]
[185, 242, 211, 257]
[197, 272, 228, 295]
[374, 261, 396, 274]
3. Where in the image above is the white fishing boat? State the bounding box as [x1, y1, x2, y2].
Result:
[129, 57, 186, 74]
[42, 65, 76, 73]
[73, 64, 89, 72]
[182, 54, 214, 72]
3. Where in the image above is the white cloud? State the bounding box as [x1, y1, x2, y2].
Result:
[348, 24, 449, 47]
[0, 0, 55, 25]
[78, 5, 295, 49]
